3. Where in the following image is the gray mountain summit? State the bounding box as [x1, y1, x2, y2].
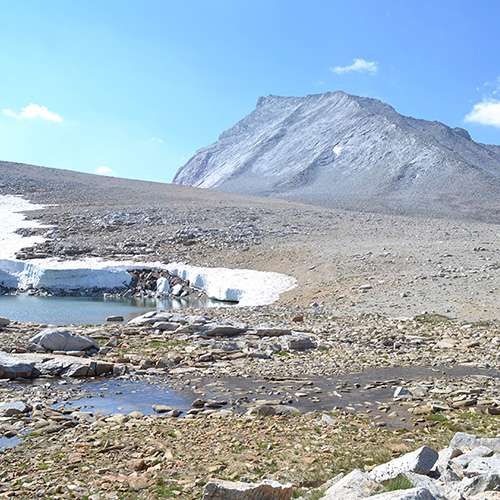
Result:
[173, 91, 500, 222]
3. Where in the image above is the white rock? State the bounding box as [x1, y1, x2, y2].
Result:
[203, 479, 292, 500]
[171, 283, 183, 296]
[465, 454, 500, 477]
[322, 468, 382, 499]
[366, 487, 437, 500]
[394, 386, 413, 399]
[369, 446, 439, 482]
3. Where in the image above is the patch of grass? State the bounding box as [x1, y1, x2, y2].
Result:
[425, 413, 446, 423]
[383, 474, 414, 491]
[470, 319, 498, 328]
[414, 313, 453, 324]
[156, 484, 182, 498]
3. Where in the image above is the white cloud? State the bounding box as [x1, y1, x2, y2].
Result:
[95, 166, 114, 175]
[2, 103, 62, 122]
[331, 58, 378, 75]
[464, 98, 500, 127]
[151, 136, 164, 144]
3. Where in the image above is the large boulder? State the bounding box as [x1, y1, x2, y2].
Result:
[0, 351, 35, 378]
[29, 329, 98, 352]
[203, 479, 292, 500]
[369, 446, 439, 482]
[322, 469, 382, 499]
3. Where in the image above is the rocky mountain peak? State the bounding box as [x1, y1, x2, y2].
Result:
[173, 91, 500, 222]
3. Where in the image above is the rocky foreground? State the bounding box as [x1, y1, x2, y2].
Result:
[1, 307, 500, 498]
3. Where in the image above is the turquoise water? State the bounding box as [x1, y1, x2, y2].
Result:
[0, 294, 224, 325]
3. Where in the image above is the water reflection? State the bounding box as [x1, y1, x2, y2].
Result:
[0, 294, 230, 325]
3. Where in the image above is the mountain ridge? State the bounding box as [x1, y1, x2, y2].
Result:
[173, 91, 500, 222]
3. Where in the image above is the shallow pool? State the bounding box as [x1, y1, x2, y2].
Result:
[0, 294, 227, 325]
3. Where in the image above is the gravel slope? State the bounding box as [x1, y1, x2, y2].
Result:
[1, 160, 500, 321]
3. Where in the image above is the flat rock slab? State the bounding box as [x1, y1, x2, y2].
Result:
[0, 351, 36, 378]
[0, 352, 113, 378]
[203, 479, 292, 500]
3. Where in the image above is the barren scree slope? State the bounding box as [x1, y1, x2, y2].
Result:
[1, 160, 500, 321]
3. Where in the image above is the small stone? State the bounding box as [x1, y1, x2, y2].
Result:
[106, 315, 124, 322]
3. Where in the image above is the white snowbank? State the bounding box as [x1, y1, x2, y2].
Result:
[0, 195, 50, 259]
[0, 257, 296, 305]
[166, 263, 296, 306]
[0, 195, 297, 305]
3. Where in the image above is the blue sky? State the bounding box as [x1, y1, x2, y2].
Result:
[1, 0, 499, 183]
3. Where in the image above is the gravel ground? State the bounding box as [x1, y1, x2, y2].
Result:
[2, 160, 500, 322]
[2, 161, 500, 499]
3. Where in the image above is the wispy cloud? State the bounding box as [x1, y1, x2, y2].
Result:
[331, 58, 378, 75]
[465, 98, 500, 127]
[2, 103, 62, 122]
[95, 166, 114, 175]
[151, 136, 164, 144]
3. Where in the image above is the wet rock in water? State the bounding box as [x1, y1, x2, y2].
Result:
[394, 386, 414, 399]
[192, 398, 207, 408]
[0, 317, 10, 327]
[152, 404, 173, 414]
[205, 399, 228, 409]
[29, 329, 99, 352]
[106, 315, 124, 322]
[0, 401, 31, 417]
[203, 479, 293, 500]
[0, 352, 35, 378]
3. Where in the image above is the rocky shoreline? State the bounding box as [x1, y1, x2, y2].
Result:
[0, 267, 207, 300]
[2, 307, 500, 498]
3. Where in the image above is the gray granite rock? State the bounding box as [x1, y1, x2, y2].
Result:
[203, 479, 292, 500]
[29, 329, 98, 352]
[0, 351, 35, 378]
[369, 446, 439, 482]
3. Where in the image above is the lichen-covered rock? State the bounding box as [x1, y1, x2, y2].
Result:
[203, 479, 292, 500]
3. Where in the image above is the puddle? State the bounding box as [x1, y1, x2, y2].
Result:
[73, 378, 195, 415]
[1, 364, 498, 449]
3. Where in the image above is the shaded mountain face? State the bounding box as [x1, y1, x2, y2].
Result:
[173, 91, 500, 222]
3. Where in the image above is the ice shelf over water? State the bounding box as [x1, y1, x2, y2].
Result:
[0, 195, 296, 305]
